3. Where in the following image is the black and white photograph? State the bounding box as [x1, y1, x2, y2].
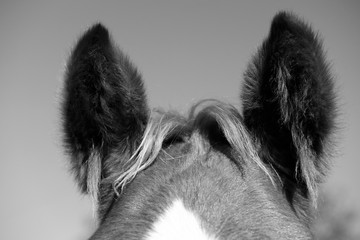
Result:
[1, 1, 359, 239]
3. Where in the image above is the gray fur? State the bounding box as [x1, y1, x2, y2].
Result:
[62, 11, 337, 239]
[91, 116, 311, 239]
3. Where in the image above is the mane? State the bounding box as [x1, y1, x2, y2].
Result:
[113, 111, 188, 195]
[112, 100, 275, 196]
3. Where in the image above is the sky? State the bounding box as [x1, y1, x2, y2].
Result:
[0, 1, 359, 239]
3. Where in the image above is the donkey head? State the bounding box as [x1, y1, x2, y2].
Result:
[62, 12, 336, 239]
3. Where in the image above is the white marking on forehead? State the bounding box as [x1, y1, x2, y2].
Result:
[146, 199, 217, 240]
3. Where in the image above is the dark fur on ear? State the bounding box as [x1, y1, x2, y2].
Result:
[62, 23, 148, 196]
[241, 12, 336, 204]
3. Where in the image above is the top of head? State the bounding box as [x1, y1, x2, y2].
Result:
[62, 11, 336, 239]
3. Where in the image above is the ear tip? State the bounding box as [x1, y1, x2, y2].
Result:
[270, 11, 314, 38]
[85, 22, 110, 43]
[72, 23, 111, 55]
[272, 11, 301, 26]
[273, 11, 296, 21]
[88, 22, 110, 37]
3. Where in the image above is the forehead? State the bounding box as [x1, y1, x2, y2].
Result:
[101, 133, 310, 239]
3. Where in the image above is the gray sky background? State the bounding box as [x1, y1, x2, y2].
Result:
[1, 1, 359, 239]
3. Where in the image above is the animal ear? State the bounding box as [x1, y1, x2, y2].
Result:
[241, 12, 336, 203]
[62, 24, 149, 195]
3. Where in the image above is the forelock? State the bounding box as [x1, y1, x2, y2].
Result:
[112, 100, 275, 195]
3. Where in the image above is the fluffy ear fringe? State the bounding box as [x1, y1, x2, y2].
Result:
[241, 12, 337, 204]
[62, 23, 148, 194]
